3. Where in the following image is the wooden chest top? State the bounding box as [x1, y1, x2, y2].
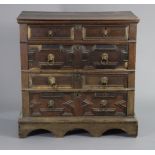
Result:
[17, 11, 139, 23]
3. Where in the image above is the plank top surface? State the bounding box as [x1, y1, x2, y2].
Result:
[17, 11, 139, 22]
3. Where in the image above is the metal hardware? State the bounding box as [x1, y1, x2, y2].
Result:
[29, 76, 32, 87]
[102, 27, 108, 37]
[48, 53, 55, 64]
[101, 53, 108, 64]
[100, 100, 108, 108]
[101, 77, 108, 86]
[48, 76, 56, 87]
[124, 61, 128, 69]
[74, 92, 80, 97]
[28, 26, 31, 39]
[48, 30, 53, 37]
[48, 100, 55, 108]
[104, 27, 108, 36]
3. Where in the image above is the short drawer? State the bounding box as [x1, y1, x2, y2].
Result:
[28, 25, 74, 40]
[28, 45, 65, 69]
[29, 92, 127, 116]
[82, 25, 128, 40]
[29, 73, 74, 89]
[90, 44, 128, 69]
[82, 73, 128, 89]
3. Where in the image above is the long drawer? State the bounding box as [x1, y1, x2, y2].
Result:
[29, 92, 127, 117]
[27, 24, 129, 41]
[28, 44, 128, 69]
[27, 72, 132, 90]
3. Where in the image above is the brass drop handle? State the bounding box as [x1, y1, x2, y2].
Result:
[124, 61, 128, 69]
[101, 53, 109, 64]
[102, 27, 108, 36]
[48, 76, 56, 87]
[48, 53, 55, 64]
[104, 28, 108, 36]
[100, 100, 108, 108]
[101, 77, 108, 86]
[48, 100, 54, 108]
[48, 30, 53, 37]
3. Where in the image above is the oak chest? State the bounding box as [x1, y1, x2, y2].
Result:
[17, 11, 139, 137]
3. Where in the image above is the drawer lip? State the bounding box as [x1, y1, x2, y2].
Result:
[24, 40, 136, 44]
[22, 69, 135, 73]
[22, 88, 135, 92]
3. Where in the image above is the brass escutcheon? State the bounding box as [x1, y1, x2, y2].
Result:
[104, 28, 108, 36]
[48, 76, 56, 87]
[48, 100, 55, 108]
[101, 53, 109, 64]
[48, 53, 55, 64]
[100, 100, 108, 108]
[101, 77, 108, 86]
[124, 61, 128, 69]
[48, 30, 53, 37]
[102, 27, 108, 36]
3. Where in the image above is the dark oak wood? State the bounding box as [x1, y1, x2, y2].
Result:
[18, 11, 139, 137]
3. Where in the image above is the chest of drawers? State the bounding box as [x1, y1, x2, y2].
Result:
[17, 11, 139, 137]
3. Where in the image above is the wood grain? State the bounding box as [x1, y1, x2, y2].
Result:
[18, 11, 139, 137]
[22, 91, 30, 117]
[128, 43, 136, 69]
[17, 11, 139, 22]
[20, 24, 27, 42]
[127, 91, 135, 116]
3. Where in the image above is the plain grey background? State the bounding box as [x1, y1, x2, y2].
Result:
[0, 4, 155, 150]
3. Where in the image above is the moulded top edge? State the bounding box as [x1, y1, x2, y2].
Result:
[17, 11, 140, 23]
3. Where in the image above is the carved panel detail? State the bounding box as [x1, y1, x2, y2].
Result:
[28, 44, 128, 69]
[29, 92, 127, 117]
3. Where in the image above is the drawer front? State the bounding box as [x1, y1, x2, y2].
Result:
[90, 45, 128, 69]
[28, 45, 80, 69]
[28, 44, 128, 69]
[29, 73, 74, 89]
[28, 72, 129, 90]
[28, 25, 74, 40]
[82, 73, 128, 89]
[83, 25, 128, 40]
[28, 45, 65, 69]
[29, 92, 127, 116]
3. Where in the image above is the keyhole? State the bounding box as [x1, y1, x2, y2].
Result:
[75, 92, 80, 97]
